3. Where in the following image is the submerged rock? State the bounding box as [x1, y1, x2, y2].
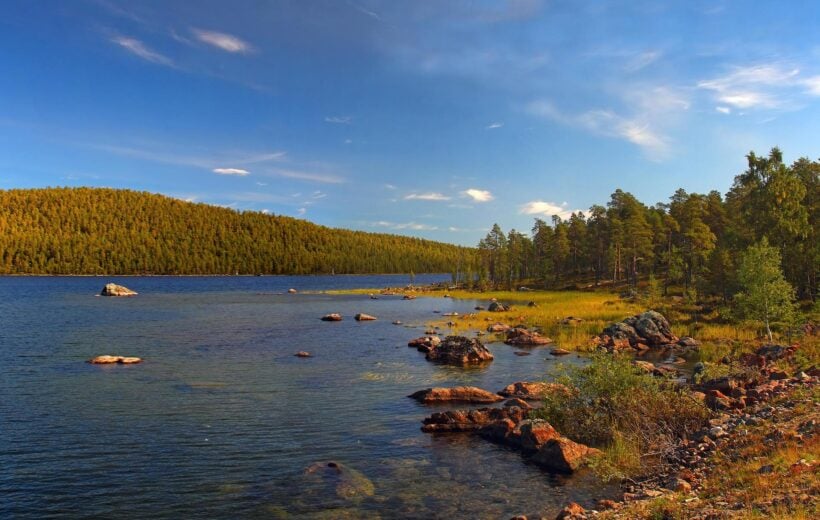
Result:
[424, 336, 493, 365]
[88, 355, 142, 364]
[303, 461, 375, 502]
[100, 283, 137, 297]
[504, 328, 553, 346]
[408, 386, 503, 404]
[321, 313, 343, 321]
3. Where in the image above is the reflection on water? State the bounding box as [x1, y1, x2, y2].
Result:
[0, 275, 616, 519]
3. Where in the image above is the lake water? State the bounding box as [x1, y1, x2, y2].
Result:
[0, 275, 614, 519]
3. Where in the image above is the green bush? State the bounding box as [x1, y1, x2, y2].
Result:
[533, 353, 711, 480]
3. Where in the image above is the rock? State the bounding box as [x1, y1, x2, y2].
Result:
[88, 355, 142, 364]
[666, 477, 692, 493]
[488, 302, 509, 312]
[504, 328, 553, 346]
[320, 313, 343, 321]
[503, 398, 531, 409]
[477, 418, 518, 443]
[755, 344, 795, 361]
[421, 406, 527, 433]
[304, 461, 375, 501]
[678, 336, 700, 347]
[514, 351, 531, 356]
[531, 437, 601, 473]
[402, 294, 416, 300]
[100, 283, 137, 297]
[487, 322, 511, 333]
[555, 502, 586, 519]
[392, 320, 402, 325]
[560, 316, 584, 325]
[633, 360, 656, 373]
[517, 419, 561, 453]
[474, 305, 486, 311]
[408, 386, 504, 404]
[425, 336, 494, 365]
[287, 288, 297, 294]
[527, 301, 537, 307]
[498, 381, 570, 400]
[408, 336, 441, 353]
[295, 351, 312, 358]
[354, 313, 377, 321]
[600, 310, 677, 347]
[549, 348, 571, 356]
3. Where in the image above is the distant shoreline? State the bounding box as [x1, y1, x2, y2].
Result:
[0, 273, 449, 278]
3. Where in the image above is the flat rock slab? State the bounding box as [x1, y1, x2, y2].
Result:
[89, 355, 142, 364]
[409, 386, 504, 404]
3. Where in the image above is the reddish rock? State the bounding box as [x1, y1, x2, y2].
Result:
[549, 348, 571, 356]
[498, 381, 570, 400]
[421, 406, 527, 433]
[555, 502, 586, 519]
[320, 313, 343, 321]
[425, 336, 494, 365]
[505, 328, 553, 346]
[739, 352, 767, 368]
[354, 313, 377, 321]
[294, 351, 312, 358]
[487, 322, 511, 333]
[503, 398, 531, 409]
[408, 386, 504, 404]
[408, 336, 441, 352]
[517, 419, 561, 452]
[88, 355, 142, 364]
[531, 437, 601, 473]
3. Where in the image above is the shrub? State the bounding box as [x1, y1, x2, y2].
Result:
[533, 353, 711, 480]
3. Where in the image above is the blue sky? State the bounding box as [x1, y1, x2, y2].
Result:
[1, 0, 819, 245]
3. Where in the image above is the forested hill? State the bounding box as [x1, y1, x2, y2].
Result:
[0, 187, 472, 275]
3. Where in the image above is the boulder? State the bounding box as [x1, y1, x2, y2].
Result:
[517, 419, 561, 453]
[287, 288, 297, 294]
[498, 381, 570, 400]
[755, 344, 795, 361]
[409, 386, 503, 404]
[303, 461, 375, 502]
[354, 313, 377, 321]
[600, 310, 677, 348]
[425, 336, 494, 365]
[601, 321, 640, 345]
[488, 301, 509, 312]
[678, 336, 700, 347]
[408, 335, 441, 352]
[487, 322, 511, 333]
[504, 328, 553, 346]
[295, 351, 312, 358]
[531, 437, 601, 473]
[555, 502, 586, 520]
[421, 406, 526, 433]
[88, 355, 142, 364]
[320, 313, 343, 321]
[100, 283, 137, 297]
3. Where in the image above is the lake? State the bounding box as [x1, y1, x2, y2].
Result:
[0, 275, 612, 519]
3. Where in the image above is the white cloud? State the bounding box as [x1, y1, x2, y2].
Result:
[325, 116, 352, 124]
[111, 36, 174, 67]
[404, 192, 451, 201]
[803, 76, 820, 96]
[312, 190, 327, 199]
[192, 28, 253, 53]
[260, 209, 270, 214]
[92, 143, 285, 170]
[519, 200, 580, 220]
[485, 122, 504, 129]
[213, 168, 250, 176]
[297, 208, 306, 216]
[462, 188, 494, 202]
[624, 50, 662, 72]
[370, 220, 438, 231]
[715, 106, 731, 114]
[384, 184, 397, 190]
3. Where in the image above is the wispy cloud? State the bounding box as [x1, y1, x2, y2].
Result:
[213, 168, 250, 176]
[462, 188, 494, 202]
[297, 208, 306, 216]
[527, 100, 671, 160]
[384, 184, 397, 190]
[697, 64, 802, 109]
[485, 122, 504, 129]
[404, 192, 451, 201]
[266, 168, 345, 184]
[325, 116, 352, 124]
[520, 200, 580, 220]
[804, 76, 820, 96]
[370, 220, 438, 231]
[92, 143, 285, 170]
[111, 36, 174, 67]
[192, 28, 253, 53]
[715, 106, 731, 114]
[623, 50, 662, 72]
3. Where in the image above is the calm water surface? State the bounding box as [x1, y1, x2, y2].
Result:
[0, 275, 614, 519]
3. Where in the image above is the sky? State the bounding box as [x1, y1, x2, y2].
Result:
[1, 0, 819, 246]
